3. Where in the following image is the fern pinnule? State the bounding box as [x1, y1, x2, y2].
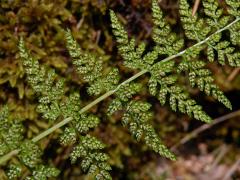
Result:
[206, 29, 239, 66]
[25, 165, 60, 180]
[59, 93, 112, 179]
[106, 81, 176, 159]
[65, 29, 120, 96]
[7, 164, 22, 179]
[0, 106, 59, 179]
[202, 0, 230, 30]
[70, 135, 112, 180]
[65, 29, 104, 83]
[226, 0, 240, 16]
[19, 38, 112, 179]
[226, 0, 240, 45]
[229, 21, 240, 46]
[19, 38, 65, 122]
[179, 0, 211, 41]
[152, 0, 184, 56]
[179, 0, 240, 66]
[0, 106, 24, 157]
[154, 69, 212, 123]
[179, 59, 232, 109]
[110, 10, 148, 70]
[122, 100, 176, 160]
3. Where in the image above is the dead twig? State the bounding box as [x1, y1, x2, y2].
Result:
[227, 68, 240, 82]
[223, 158, 240, 180]
[192, 0, 201, 16]
[206, 144, 230, 172]
[171, 110, 240, 151]
[76, 16, 84, 30]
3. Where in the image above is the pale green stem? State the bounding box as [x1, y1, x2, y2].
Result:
[0, 70, 147, 165]
[0, 17, 239, 166]
[0, 150, 19, 165]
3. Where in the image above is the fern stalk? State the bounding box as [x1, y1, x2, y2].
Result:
[32, 69, 147, 142]
[0, 16, 239, 166]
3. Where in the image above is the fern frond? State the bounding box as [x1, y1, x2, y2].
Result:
[111, 8, 177, 70]
[75, 115, 100, 134]
[0, 106, 59, 179]
[179, 0, 211, 41]
[60, 92, 81, 121]
[178, 60, 232, 109]
[226, 0, 240, 17]
[163, 76, 211, 122]
[66, 27, 175, 164]
[151, 60, 212, 122]
[110, 10, 148, 70]
[65, 29, 120, 96]
[226, 0, 240, 45]
[0, 106, 24, 156]
[60, 127, 111, 179]
[59, 127, 77, 145]
[65, 29, 103, 83]
[152, 0, 184, 56]
[60, 93, 100, 135]
[19, 38, 112, 179]
[150, 60, 175, 79]
[110, 1, 218, 123]
[19, 38, 64, 122]
[18, 140, 42, 168]
[25, 165, 60, 180]
[207, 31, 239, 66]
[180, 0, 239, 66]
[122, 100, 176, 160]
[87, 68, 120, 96]
[0, 105, 8, 122]
[115, 83, 142, 102]
[202, 0, 230, 29]
[70, 135, 112, 179]
[7, 163, 60, 180]
[107, 99, 123, 116]
[106, 81, 176, 160]
[59, 92, 111, 179]
[58, 95, 111, 178]
[229, 21, 240, 45]
[1, 1, 238, 176]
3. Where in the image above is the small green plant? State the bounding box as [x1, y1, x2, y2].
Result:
[0, 106, 60, 179]
[0, 0, 239, 179]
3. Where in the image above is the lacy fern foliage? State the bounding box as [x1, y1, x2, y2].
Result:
[0, 106, 24, 157]
[0, 0, 240, 179]
[19, 39, 112, 179]
[0, 106, 59, 179]
[65, 27, 175, 161]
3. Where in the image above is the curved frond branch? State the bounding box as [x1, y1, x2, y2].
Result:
[1, 4, 239, 167]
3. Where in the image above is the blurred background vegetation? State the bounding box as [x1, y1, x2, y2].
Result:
[0, 0, 240, 179]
